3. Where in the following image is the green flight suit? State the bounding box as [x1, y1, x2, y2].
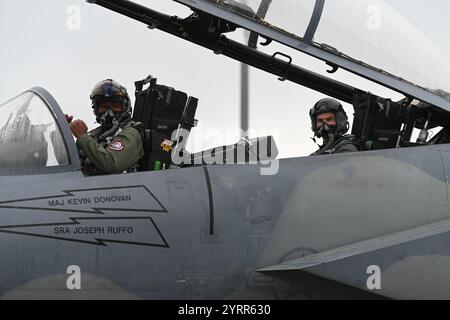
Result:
[77, 121, 144, 175]
[311, 134, 361, 156]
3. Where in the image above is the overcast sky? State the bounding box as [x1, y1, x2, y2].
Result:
[1, 0, 449, 158]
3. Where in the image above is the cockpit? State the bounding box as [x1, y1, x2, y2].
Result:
[0, 85, 276, 175]
[1, 0, 450, 174]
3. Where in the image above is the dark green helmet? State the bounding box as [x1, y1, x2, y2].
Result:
[310, 98, 349, 138]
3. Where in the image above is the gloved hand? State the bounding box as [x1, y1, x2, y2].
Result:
[70, 120, 88, 139]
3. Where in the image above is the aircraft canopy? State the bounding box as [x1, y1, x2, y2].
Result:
[176, 0, 450, 110]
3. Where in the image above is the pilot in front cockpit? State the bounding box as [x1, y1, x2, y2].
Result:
[67, 79, 144, 176]
[310, 98, 361, 156]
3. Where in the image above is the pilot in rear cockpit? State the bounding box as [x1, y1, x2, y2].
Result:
[310, 98, 361, 156]
[66, 79, 144, 176]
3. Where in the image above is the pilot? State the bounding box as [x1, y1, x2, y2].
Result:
[67, 79, 144, 175]
[310, 98, 360, 156]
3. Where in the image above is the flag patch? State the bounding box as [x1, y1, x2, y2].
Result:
[109, 141, 124, 151]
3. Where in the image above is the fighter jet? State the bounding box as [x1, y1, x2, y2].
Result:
[1, 0, 450, 299]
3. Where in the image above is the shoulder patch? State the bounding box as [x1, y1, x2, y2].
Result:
[108, 141, 125, 152]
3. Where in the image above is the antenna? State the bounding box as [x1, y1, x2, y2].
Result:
[241, 61, 249, 137]
[241, 0, 250, 138]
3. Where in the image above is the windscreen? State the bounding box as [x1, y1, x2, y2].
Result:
[0, 92, 69, 169]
